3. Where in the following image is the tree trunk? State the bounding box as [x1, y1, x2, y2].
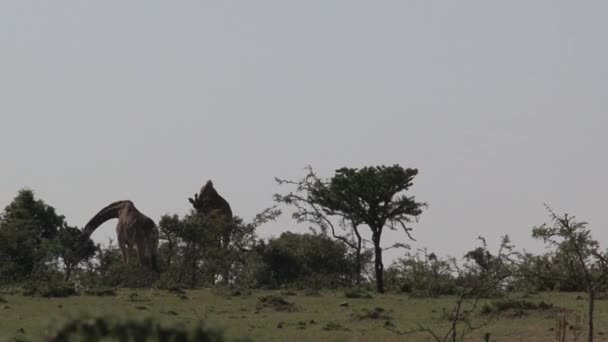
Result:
[220, 222, 231, 285]
[372, 232, 384, 293]
[191, 245, 198, 287]
[354, 227, 363, 285]
[64, 265, 73, 282]
[165, 237, 174, 269]
[222, 249, 230, 286]
[588, 289, 595, 342]
[355, 246, 362, 285]
[178, 242, 192, 283]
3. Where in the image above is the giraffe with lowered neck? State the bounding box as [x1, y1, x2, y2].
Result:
[83, 200, 159, 272]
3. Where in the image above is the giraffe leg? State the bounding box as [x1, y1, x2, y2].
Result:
[136, 238, 148, 269]
[117, 223, 129, 264]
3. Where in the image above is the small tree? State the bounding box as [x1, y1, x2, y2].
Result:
[275, 167, 368, 284]
[254, 232, 355, 288]
[157, 207, 280, 287]
[54, 226, 97, 281]
[308, 165, 425, 293]
[530, 206, 608, 342]
[157, 212, 211, 287]
[0, 189, 67, 282]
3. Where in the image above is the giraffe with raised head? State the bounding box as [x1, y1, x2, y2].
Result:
[189, 180, 234, 283]
[189, 180, 234, 248]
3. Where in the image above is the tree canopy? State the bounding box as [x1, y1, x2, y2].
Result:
[307, 164, 426, 293]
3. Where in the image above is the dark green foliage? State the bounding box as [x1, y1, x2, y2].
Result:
[254, 232, 353, 288]
[0, 219, 41, 281]
[54, 225, 97, 281]
[157, 213, 211, 287]
[46, 315, 246, 342]
[157, 209, 273, 288]
[78, 241, 156, 288]
[23, 280, 77, 298]
[0, 189, 66, 282]
[343, 288, 373, 299]
[0, 189, 96, 284]
[83, 287, 117, 296]
[1, 189, 65, 239]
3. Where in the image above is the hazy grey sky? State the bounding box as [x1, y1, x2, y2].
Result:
[1, 1, 607, 261]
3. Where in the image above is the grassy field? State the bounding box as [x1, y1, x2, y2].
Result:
[1, 288, 607, 341]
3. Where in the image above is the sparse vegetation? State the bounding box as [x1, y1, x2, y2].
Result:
[46, 315, 244, 342]
[354, 307, 391, 320]
[0, 289, 605, 341]
[3, 172, 608, 340]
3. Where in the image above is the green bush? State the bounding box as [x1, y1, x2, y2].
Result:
[254, 232, 356, 288]
[344, 288, 373, 299]
[481, 298, 553, 316]
[256, 295, 297, 312]
[83, 287, 117, 296]
[23, 281, 77, 298]
[46, 315, 249, 342]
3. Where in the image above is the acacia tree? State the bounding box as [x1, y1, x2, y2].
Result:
[275, 167, 368, 284]
[530, 206, 608, 342]
[309, 165, 426, 293]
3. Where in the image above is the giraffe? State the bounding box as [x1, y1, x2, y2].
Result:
[83, 200, 159, 272]
[189, 180, 233, 283]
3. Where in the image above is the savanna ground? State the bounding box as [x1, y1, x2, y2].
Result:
[1, 289, 607, 342]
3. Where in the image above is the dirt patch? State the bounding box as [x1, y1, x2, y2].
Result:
[353, 307, 392, 320]
[323, 321, 350, 331]
[167, 287, 186, 295]
[84, 287, 117, 296]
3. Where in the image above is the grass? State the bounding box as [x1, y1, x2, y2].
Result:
[1, 289, 608, 341]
